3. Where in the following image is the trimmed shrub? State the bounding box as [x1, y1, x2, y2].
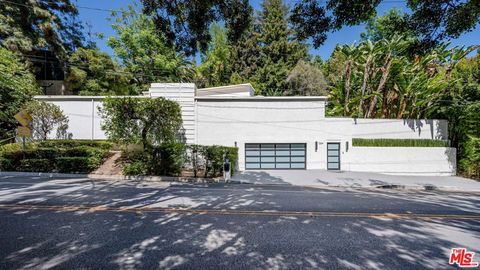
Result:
[0, 140, 112, 173]
[153, 143, 185, 176]
[37, 140, 113, 150]
[123, 161, 148, 176]
[18, 159, 52, 172]
[187, 145, 238, 177]
[0, 157, 12, 171]
[55, 157, 93, 173]
[120, 143, 238, 177]
[352, 138, 449, 147]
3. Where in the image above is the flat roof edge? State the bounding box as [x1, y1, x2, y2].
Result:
[195, 96, 328, 101]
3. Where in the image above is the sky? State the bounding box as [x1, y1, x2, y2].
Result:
[77, 0, 480, 62]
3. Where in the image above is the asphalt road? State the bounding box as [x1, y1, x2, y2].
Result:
[0, 176, 479, 270]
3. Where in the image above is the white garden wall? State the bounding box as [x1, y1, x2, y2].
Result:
[342, 147, 456, 176]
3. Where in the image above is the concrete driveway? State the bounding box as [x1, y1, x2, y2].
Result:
[231, 170, 480, 192]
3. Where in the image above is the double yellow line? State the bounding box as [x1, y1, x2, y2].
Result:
[0, 203, 479, 220]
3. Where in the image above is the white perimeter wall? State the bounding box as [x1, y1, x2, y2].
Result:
[196, 98, 328, 170]
[34, 97, 107, 140]
[344, 147, 456, 176]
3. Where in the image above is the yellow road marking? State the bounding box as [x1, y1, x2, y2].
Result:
[0, 203, 479, 220]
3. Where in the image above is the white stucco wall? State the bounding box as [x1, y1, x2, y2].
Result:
[325, 118, 448, 140]
[34, 96, 107, 140]
[343, 147, 456, 176]
[195, 97, 328, 170]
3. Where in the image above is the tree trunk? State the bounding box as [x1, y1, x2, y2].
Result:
[379, 54, 393, 118]
[396, 94, 408, 119]
[408, 96, 417, 118]
[344, 60, 353, 115]
[359, 55, 372, 116]
[366, 96, 377, 118]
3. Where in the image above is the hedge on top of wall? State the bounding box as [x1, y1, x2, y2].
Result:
[352, 138, 449, 147]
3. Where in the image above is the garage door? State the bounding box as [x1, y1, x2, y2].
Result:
[245, 143, 306, 169]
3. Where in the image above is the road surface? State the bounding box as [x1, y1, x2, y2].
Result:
[0, 176, 479, 269]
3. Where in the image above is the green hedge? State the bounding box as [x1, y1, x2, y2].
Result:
[459, 136, 480, 179]
[55, 157, 100, 173]
[0, 140, 112, 173]
[122, 143, 238, 177]
[352, 138, 449, 147]
[37, 140, 113, 150]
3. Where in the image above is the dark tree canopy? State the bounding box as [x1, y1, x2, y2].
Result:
[0, 0, 85, 56]
[140, 0, 252, 56]
[291, 0, 480, 50]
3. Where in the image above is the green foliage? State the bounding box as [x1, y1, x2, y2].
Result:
[55, 157, 99, 174]
[37, 140, 113, 150]
[0, 48, 39, 141]
[100, 97, 183, 148]
[324, 36, 478, 119]
[0, 140, 111, 173]
[428, 54, 480, 179]
[0, 0, 84, 55]
[108, 5, 193, 92]
[24, 101, 69, 140]
[197, 24, 232, 88]
[18, 159, 52, 172]
[230, 0, 309, 95]
[122, 143, 185, 176]
[153, 143, 185, 176]
[121, 143, 238, 177]
[285, 60, 328, 96]
[66, 48, 133, 95]
[291, 1, 480, 51]
[140, 0, 252, 56]
[352, 138, 449, 147]
[459, 137, 480, 179]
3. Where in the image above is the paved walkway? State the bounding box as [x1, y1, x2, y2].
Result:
[231, 170, 480, 192]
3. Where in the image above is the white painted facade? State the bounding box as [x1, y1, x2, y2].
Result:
[34, 83, 455, 176]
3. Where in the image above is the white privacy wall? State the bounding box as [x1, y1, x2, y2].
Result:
[195, 97, 328, 170]
[34, 96, 107, 140]
[343, 147, 456, 176]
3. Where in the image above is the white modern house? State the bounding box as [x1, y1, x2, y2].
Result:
[34, 83, 456, 176]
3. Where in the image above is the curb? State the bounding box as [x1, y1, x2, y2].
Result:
[1, 171, 479, 193]
[0, 171, 220, 183]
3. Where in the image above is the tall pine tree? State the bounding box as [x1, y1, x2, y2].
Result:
[230, 0, 308, 95]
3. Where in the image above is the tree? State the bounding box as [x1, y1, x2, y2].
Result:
[141, 0, 252, 56]
[66, 48, 133, 95]
[252, 0, 309, 96]
[0, 0, 84, 56]
[229, 23, 262, 85]
[25, 101, 69, 140]
[430, 53, 480, 179]
[324, 36, 478, 119]
[0, 48, 39, 141]
[285, 60, 328, 96]
[196, 24, 232, 88]
[100, 97, 183, 148]
[108, 5, 194, 93]
[291, 0, 480, 50]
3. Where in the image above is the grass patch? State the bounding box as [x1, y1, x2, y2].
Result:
[352, 138, 449, 147]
